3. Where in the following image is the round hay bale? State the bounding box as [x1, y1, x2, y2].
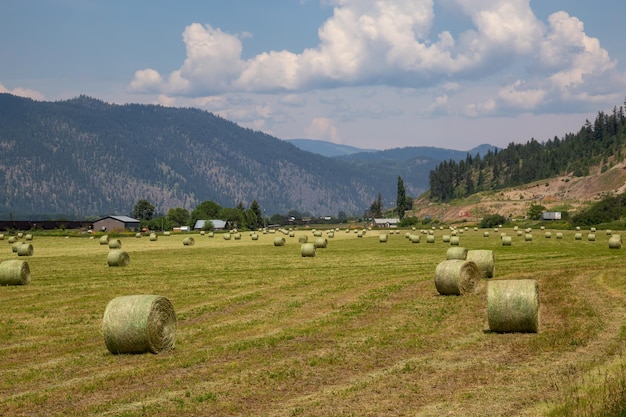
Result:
[446, 247, 468, 260]
[434, 260, 481, 295]
[314, 237, 327, 248]
[576, 226, 581, 231]
[251, 234, 259, 241]
[466, 250, 495, 279]
[223, 233, 231, 240]
[544, 232, 551, 239]
[298, 235, 308, 243]
[405, 232, 411, 239]
[590, 227, 596, 233]
[11, 242, 20, 253]
[289, 231, 295, 238]
[587, 233, 596, 242]
[0, 260, 30, 285]
[502, 236, 512, 246]
[207, 232, 214, 237]
[606, 229, 612, 236]
[8, 236, 17, 244]
[274, 237, 286, 246]
[442, 234, 451, 243]
[99, 235, 109, 245]
[16, 232, 23, 238]
[135, 233, 142, 238]
[183, 237, 195, 246]
[608, 234, 622, 249]
[25, 234, 33, 241]
[327, 232, 334, 238]
[525, 233, 533, 242]
[426, 235, 435, 244]
[313, 231, 323, 237]
[107, 250, 130, 267]
[540, 226, 545, 231]
[301, 243, 316, 257]
[574, 233, 583, 240]
[487, 279, 539, 333]
[450, 236, 460, 246]
[379, 234, 388, 243]
[556, 233, 563, 240]
[164, 231, 171, 236]
[102, 295, 176, 354]
[0, 234, 4, 240]
[108, 239, 122, 249]
[200, 230, 206, 236]
[517, 231, 523, 237]
[149, 233, 158, 241]
[17, 243, 33, 257]
[410, 234, 420, 244]
[483, 231, 490, 238]
[357, 232, 363, 238]
[234, 233, 242, 240]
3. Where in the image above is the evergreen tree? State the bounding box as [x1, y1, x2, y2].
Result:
[396, 176, 407, 219]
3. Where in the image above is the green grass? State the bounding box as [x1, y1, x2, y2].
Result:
[0, 228, 624, 416]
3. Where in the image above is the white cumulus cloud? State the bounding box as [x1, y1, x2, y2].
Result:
[128, 0, 626, 117]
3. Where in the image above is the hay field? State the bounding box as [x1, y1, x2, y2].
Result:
[0, 228, 624, 416]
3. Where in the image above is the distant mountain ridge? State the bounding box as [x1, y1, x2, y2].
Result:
[0, 93, 496, 219]
[286, 139, 377, 157]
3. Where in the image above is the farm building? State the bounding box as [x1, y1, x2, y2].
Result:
[373, 218, 401, 228]
[193, 219, 227, 231]
[541, 212, 562, 220]
[92, 215, 140, 232]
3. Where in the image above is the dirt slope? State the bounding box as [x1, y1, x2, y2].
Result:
[412, 160, 626, 223]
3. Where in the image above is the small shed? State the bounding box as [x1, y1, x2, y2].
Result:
[194, 219, 227, 231]
[93, 215, 140, 232]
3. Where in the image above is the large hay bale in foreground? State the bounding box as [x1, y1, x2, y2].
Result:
[107, 250, 130, 267]
[102, 295, 176, 354]
[17, 243, 33, 257]
[446, 247, 468, 260]
[466, 250, 495, 278]
[274, 237, 286, 246]
[608, 234, 622, 249]
[183, 237, 195, 246]
[487, 279, 539, 333]
[301, 243, 316, 257]
[108, 239, 122, 249]
[99, 235, 109, 245]
[434, 260, 481, 295]
[0, 260, 30, 285]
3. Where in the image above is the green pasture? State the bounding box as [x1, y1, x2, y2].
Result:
[0, 227, 624, 416]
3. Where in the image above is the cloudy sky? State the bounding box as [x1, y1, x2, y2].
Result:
[2, 0, 625, 151]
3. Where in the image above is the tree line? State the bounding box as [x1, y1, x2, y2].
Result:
[429, 103, 626, 202]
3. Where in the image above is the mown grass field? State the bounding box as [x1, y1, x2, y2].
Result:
[0, 227, 625, 416]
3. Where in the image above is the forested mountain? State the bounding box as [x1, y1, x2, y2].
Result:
[2, 93, 483, 219]
[429, 105, 626, 202]
[0, 94, 390, 219]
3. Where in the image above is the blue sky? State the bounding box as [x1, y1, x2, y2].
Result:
[2, 0, 625, 151]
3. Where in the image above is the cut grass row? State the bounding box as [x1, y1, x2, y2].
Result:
[0, 228, 624, 416]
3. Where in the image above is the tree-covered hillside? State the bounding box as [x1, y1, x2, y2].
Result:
[429, 103, 626, 202]
[0, 94, 389, 218]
